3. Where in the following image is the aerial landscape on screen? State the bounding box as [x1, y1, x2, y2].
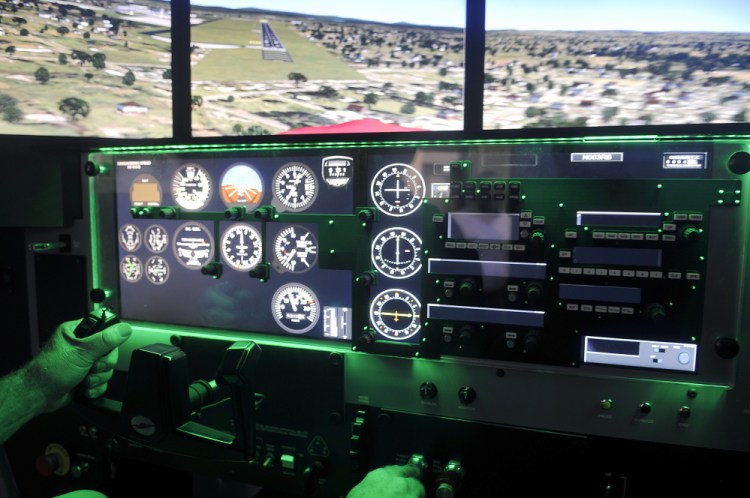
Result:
[0, 0, 172, 137]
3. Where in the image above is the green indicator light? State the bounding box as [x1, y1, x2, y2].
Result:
[669, 302, 674, 307]
[664, 212, 669, 217]
[735, 190, 741, 194]
[415, 352, 421, 357]
[691, 285, 697, 291]
[718, 199, 724, 204]
[422, 338, 427, 343]
[444, 199, 450, 204]
[657, 184, 663, 189]
[699, 256, 705, 261]
[436, 298, 441, 303]
[550, 244, 555, 249]
[522, 194, 527, 200]
[330, 249, 335, 254]
[260, 279, 266, 283]
[435, 279, 440, 284]
[691, 336, 697, 342]
[699, 228, 704, 233]
[362, 223, 366, 227]
[658, 229, 662, 233]
[439, 235, 444, 240]
[423, 199, 429, 204]
[329, 220, 334, 225]
[719, 189, 725, 194]
[559, 203, 564, 208]
[735, 200, 741, 204]
[549, 276, 555, 281]
[584, 226, 589, 231]
[274, 214, 280, 219]
[424, 250, 429, 255]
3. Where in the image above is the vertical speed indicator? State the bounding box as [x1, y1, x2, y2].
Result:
[370, 163, 425, 217]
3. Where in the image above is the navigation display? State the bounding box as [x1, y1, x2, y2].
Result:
[484, 0, 750, 130]
[189, 0, 466, 136]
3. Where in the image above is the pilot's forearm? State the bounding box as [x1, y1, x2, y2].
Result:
[0, 362, 47, 444]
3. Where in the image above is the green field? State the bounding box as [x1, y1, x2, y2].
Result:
[191, 19, 363, 82]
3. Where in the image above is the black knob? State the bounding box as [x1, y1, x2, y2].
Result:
[678, 406, 691, 419]
[680, 225, 700, 241]
[224, 207, 245, 220]
[646, 304, 667, 322]
[83, 161, 100, 177]
[254, 206, 275, 220]
[715, 337, 740, 359]
[526, 283, 543, 303]
[458, 325, 474, 345]
[419, 382, 438, 400]
[357, 208, 376, 221]
[356, 271, 377, 287]
[249, 263, 270, 280]
[158, 206, 179, 219]
[458, 386, 476, 405]
[358, 330, 376, 349]
[303, 461, 325, 495]
[639, 402, 652, 414]
[89, 288, 106, 304]
[201, 261, 223, 279]
[728, 151, 750, 175]
[524, 331, 540, 353]
[458, 278, 477, 297]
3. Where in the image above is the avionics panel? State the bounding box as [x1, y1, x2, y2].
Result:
[92, 136, 746, 384]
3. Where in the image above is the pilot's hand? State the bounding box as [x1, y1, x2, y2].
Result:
[346, 464, 425, 498]
[30, 319, 132, 412]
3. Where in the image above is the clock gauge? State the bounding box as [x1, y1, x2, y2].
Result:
[273, 225, 318, 273]
[144, 225, 169, 254]
[370, 163, 425, 217]
[119, 224, 142, 252]
[272, 162, 318, 212]
[120, 256, 143, 283]
[371, 227, 422, 279]
[145, 256, 169, 285]
[171, 163, 213, 211]
[221, 223, 263, 271]
[369, 289, 421, 341]
[173, 222, 214, 270]
[272, 283, 320, 334]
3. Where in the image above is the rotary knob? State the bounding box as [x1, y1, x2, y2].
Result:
[458, 386, 476, 405]
[419, 382, 438, 401]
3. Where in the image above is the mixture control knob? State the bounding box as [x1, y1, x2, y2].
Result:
[419, 382, 438, 401]
[458, 386, 476, 405]
[35, 443, 70, 477]
[525, 283, 543, 303]
[646, 304, 667, 322]
[680, 225, 700, 241]
[407, 454, 428, 479]
[436, 482, 456, 498]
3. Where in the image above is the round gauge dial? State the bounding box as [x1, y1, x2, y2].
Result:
[119, 224, 142, 252]
[372, 227, 422, 279]
[273, 162, 318, 212]
[272, 283, 320, 334]
[144, 225, 169, 253]
[120, 255, 143, 283]
[369, 289, 421, 341]
[171, 163, 213, 211]
[172, 222, 214, 270]
[273, 225, 318, 273]
[370, 163, 425, 217]
[145, 256, 169, 285]
[221, 223, 263, 271]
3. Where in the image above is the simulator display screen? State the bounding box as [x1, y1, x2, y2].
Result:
[114, 152, 355, 341]
[189, 0, 466, 136]
[484, 0, 750, 130]
[0, 0, 172, 138]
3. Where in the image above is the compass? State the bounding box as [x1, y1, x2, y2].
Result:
[272, 283, 320, 334]
[371, 227, 422, 279]
[273, 225, 318, 273]
[171, 163, 213, 211]
[221, 223, 263, 271]
[272, 162, 318, 212]
[145, 256, 169, 285]
[120, 255, 143, 283]
[172, 222, 214, 270]
[370, 163, 425, 217]
[369, 289, 421, 340]
[119, 224, 142, 252]
[144, 225, 169, 253]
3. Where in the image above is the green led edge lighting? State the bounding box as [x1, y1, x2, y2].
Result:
[94, 133, 750, 155]
[132, 322, 351, 353]
[89, 173, 101, 292]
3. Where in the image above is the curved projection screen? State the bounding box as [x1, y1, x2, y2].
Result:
[483, 0, 750, 130]
[0, 0, 172, 138]
[190, 0, 466, 136]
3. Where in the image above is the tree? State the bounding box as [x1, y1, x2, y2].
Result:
[84, 73, 93, 82]
[56, 26, 69, 36]
[401, 103, 416, 114]
[59, 97, 90, 120]
[191, 95, 203, 109]
[602, 106, 619, 122]
[318, 85, 339, 98]
[232, 123, 244, 136]
[4, 46, 15, 57]
[288, 72, 307, 86]
[122, 70, 135, 86]
[414, 92, 434, 106]
[364, 93, 378, 108]
[247, 125, 270, 135]
[92, 53, 106, 69]
[34, 66, 50, 84]
[19, 28, 28, 36]
[162, 68, 172, 79]
[3, 105, 22, 123]
[58, 53, 67, 65]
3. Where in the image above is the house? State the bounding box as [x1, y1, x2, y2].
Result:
[117, 101, 148, 114]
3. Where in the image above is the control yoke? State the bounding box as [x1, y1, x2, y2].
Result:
[80, 340, 262, 463]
